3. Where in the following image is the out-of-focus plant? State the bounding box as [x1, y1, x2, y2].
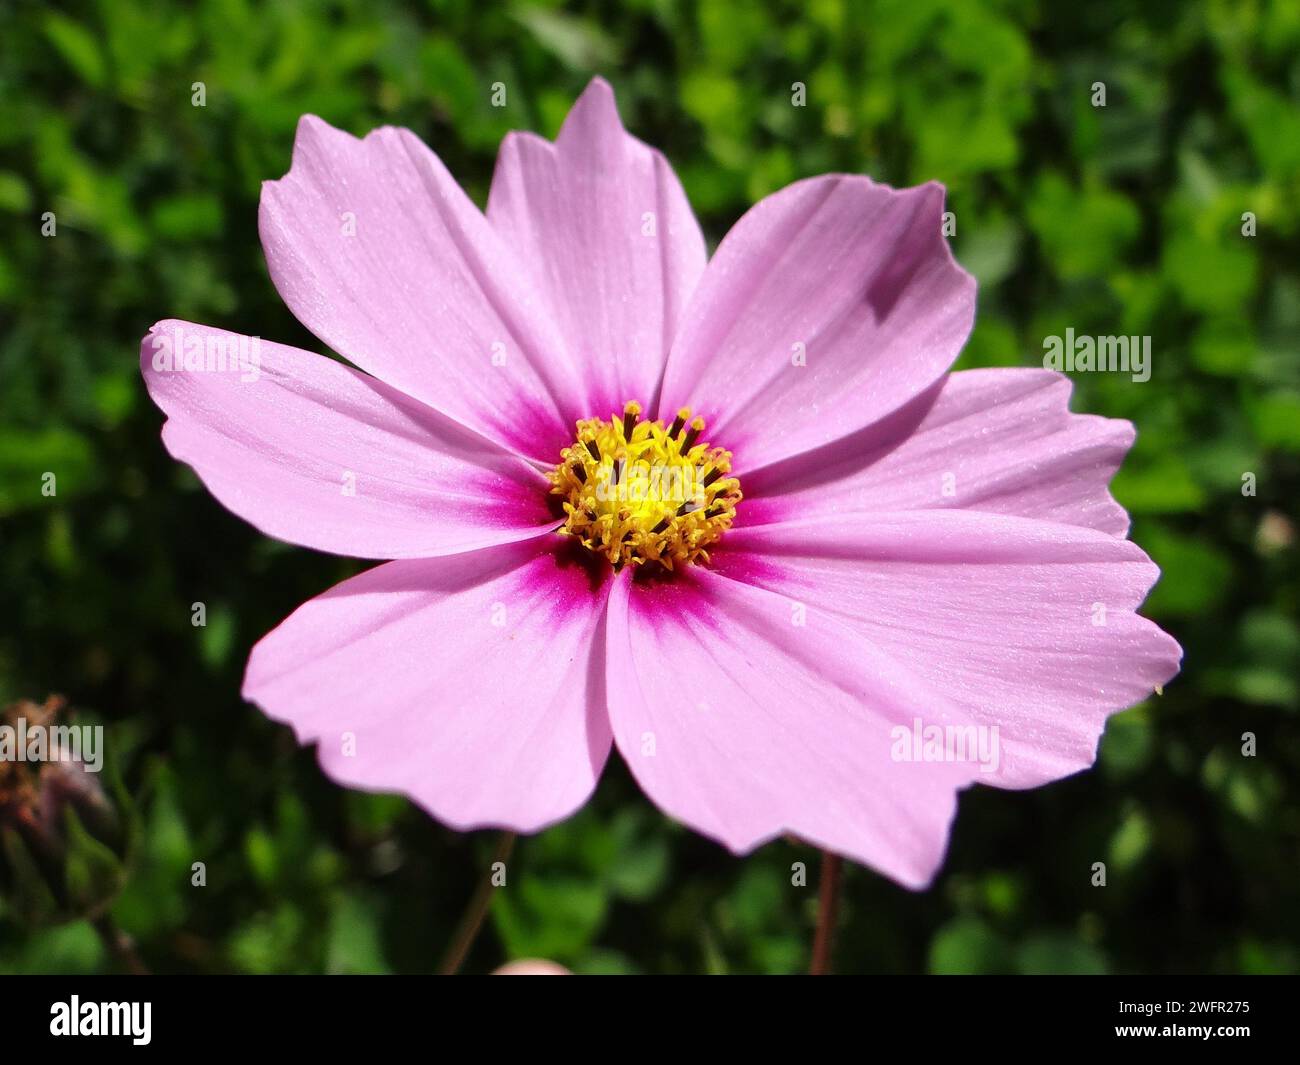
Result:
[0, 0, 1296, 974]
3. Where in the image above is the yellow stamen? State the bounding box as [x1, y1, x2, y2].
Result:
[548, 401, 742, 569]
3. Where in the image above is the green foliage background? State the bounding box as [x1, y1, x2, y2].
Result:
[1, 0, 1297, 974]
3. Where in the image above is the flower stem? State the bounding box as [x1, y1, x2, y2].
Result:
[808, 850, 843, 975]
[92, 913, 150, 975]
[438, 831, 516, 975]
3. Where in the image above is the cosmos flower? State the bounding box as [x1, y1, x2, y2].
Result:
[140, 77, 1180, 888]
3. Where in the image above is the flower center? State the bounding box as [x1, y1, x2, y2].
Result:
[548, 401, 742, 569]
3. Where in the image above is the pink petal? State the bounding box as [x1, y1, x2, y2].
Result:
[244, 539, 612, 833]
[141, 320, 557, 559]
[605, 567, 972, 889]
[487, 77, 707, 415]
[657, 175, 975, 471]
[717, 510, 1182, 790]
[744, 368, 1134, 536]
[493, 959, 571, 976]
[259, 115, 582, 463]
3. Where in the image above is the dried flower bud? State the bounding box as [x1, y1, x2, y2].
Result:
[0, 696, 127, 923]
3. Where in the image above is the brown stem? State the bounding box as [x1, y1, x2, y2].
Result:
[808, 850, 843, 975]
[438, 831, 516, 975]
[92, 913, 150, 975]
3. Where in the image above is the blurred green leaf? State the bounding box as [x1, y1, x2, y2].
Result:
[326, 890, 392, 974]
[493, 875, 607, 962]
[1016, 933, 1109, 975]
[43, 13, 107, 87]
[929, 917, 1013, 974]
[512, 5, 621, 70]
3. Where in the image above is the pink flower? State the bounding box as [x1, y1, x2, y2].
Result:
[140, 78, 1180, 889]
[492, 959, 571, 976]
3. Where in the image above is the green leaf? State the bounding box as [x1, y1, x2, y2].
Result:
[492, 875, 607, 962]
[0, 171, 32, 213]
[957, 219, 1022, 289]
[63, 805, 127, 916]
[929, 917, 1013, 974]
[1248, 392, 1300, 450]
[0, 427, 96, 515]
[43, 13, 107, 87]
[1109, 807, 1152, 871]
[1027, 173, 1140, 279]
[198, 605, 237, 669]
[1017, 933, 1108, 975]
[326, 890, 391, 974]
[150, 193, 224, 240]
[1162, 231, 1257, 314]
[1100, 705, 1155, 778]
[511, 5, 620, 70]
[0, 922, 105, 975]
[1110, 456, 1206, 514]
[1138, 525, 1232, 616]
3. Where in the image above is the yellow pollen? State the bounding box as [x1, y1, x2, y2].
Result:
[548, 401, 742, 569]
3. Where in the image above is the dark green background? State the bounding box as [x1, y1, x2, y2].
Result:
[1, 0, 1297, 974]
